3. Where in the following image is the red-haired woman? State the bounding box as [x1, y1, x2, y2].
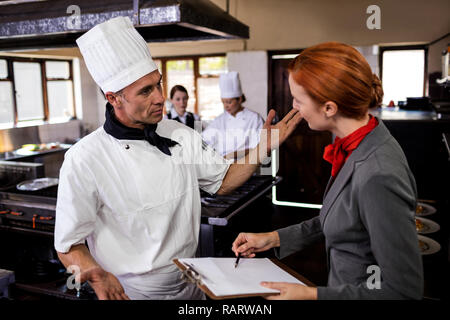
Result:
[232, 42, 423, 300]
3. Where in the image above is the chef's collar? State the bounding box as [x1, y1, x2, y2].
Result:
[103, 103, 178, 156]
[226, 107, 246, 119]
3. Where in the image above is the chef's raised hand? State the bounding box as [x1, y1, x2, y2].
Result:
[79, 265, 130, 300]
[261, 109, 303, 153]
[217, 109, 302, 196]
[231, 231, 280, 258]
[260, 281, 317, 300]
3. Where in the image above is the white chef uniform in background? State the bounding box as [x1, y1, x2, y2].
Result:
[202, 72, 264, 157]
[54, 16, 230, 300]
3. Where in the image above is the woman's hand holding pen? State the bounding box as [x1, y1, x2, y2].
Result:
[232, 232, 318, 300]
[231, 231, 280, 258]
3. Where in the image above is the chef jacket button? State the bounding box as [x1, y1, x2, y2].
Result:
[125, 144, 130, 150]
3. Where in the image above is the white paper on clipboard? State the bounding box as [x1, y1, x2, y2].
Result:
[177, 257, 305, 297]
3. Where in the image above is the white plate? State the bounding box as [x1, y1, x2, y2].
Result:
[415, 202, 436, 217]
[417, 235, 441, 255]
[17, 177, 59, 191]
[415, 217, 440, 234]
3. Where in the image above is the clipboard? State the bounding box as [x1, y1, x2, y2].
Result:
[173, 258, 315, 300]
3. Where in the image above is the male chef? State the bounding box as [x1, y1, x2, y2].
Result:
[54, 16, 301, 300]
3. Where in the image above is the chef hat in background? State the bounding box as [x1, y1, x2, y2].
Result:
[219, 71, 243, 99]
[76, 16, 158, 93]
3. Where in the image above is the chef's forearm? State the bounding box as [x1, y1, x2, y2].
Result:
[217, 145, 267, 195]
[57, 244, 101, 273]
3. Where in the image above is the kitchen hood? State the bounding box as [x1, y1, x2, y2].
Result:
[0, 0, 249, 51]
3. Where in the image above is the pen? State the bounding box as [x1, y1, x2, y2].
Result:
[234, 253, 241, 268]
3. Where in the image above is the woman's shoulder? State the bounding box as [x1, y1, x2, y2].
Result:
[355, 136, 413, 187]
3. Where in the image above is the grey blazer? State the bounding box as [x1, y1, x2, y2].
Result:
[275, 119, 423, 299]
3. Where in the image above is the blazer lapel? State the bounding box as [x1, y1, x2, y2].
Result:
[319, 157, 356, 226]
[323, 176, 334, 199]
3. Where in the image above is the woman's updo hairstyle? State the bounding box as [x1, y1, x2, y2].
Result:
[288, 42, 383, 119]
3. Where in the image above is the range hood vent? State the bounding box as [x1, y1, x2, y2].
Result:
[0, 0, 249, 51]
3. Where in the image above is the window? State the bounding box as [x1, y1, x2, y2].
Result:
[0, 59, 14, 126]
[198, 56, 227, 120]
[13, 61, 45, 121]
[0, 59, 7, 78]
[166, 59, 196, 113]
[0, 56, 75, 127]
[45, 61, 74, 121]
[380, 46, 427, 105]
[155, 55, 227, 121]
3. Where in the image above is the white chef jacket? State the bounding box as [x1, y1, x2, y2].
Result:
[202, 107, 264, 156]
[54, 119, 230, 298]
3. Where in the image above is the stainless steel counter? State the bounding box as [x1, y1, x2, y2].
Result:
[370, 107, 439, 121]
[0, 144, 71, 162]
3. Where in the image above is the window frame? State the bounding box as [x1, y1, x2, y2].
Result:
[154, 53, 226, 115]
[379, 45, 428, 98]
[0, 55, 76, 126]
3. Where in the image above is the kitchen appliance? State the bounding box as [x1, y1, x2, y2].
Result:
[399, 97, 433, 111]
[0, 160, 65, 299]
[198, 175, 281, 257]
[0, 0, 249, 51]
[0, 161, 55, 236]
[0, 161, 44, 191]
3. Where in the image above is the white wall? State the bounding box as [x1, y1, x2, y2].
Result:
[211, 0, 449, 50]
[37, 120, 81, 143]
[227, 51, 268, 119]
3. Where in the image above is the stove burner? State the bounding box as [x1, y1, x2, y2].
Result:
[17, 259, 65, 283]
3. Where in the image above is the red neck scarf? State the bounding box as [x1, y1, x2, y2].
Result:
[323, 115, 378, 178]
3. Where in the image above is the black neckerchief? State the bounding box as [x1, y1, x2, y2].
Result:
[103, 103, 178, 156]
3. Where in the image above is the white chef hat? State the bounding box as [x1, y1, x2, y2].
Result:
[219, 71, 243, 99]
[76, 16, 158, 93]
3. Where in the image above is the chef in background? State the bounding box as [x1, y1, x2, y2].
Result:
[164, 85, 200, 130]
[202, 72, 264, 160]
